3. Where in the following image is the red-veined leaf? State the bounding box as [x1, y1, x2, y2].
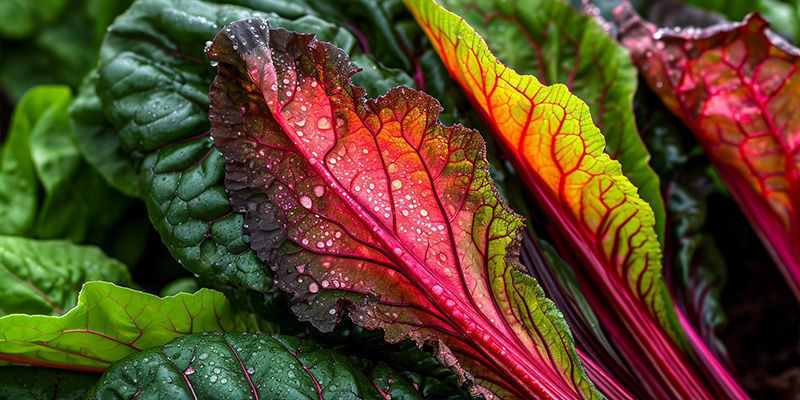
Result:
[615, 3, 800, 304]
[403, 0, 747, 398]
[207, 19, 600, 400]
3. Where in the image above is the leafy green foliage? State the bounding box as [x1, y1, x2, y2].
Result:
[0, 366, 98, 400]
[0, 236, 131, 316]
[88, 332, 426, 399]
[0, 85, 130, 242]
[0, 281, 265, 372]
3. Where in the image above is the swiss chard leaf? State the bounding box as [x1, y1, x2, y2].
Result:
[207, 19, 599, 400]
[404, 0, 746, 398]
[0, 366, 98, 400]
[87, 332, 425, 400]
[81, 0, 414, 313]
[434, 0, 666, 245]
[0, 236, 132, 317]
[0, 85, 130, 242]
[0, 281, 265, 372]
[615, 5, 800, 305]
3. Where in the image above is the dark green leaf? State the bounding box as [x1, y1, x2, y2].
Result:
[87, 332, 424, 400]
[0, 236, 132, 317]
[0, 366, 98, 400]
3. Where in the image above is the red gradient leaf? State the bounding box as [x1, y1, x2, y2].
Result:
[615, 4, 800, 302]
[207, 19, 600, 400]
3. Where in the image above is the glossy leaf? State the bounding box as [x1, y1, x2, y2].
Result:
[434, 0, 666, 245]
[88, 332, 424, 400]
[208, 19, 599, 400]
[615, 5, 800, 304]
[0, 236, 132, 317]
[0, 366, 98, 400]
[0, 281, 264, 373]
[82, 0, 415, 311]
[404, 1, 749, 398]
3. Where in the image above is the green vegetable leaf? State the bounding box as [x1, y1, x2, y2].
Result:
[0, 85, 130, 242]
[0, 236, 132, 317]
[0, 281, 264, 372]
[0, 86, 46, 235]
[0, 366, 98, 400]
[87, 332, 426, 400]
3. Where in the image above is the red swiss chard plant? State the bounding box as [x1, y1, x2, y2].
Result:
[0, 0, 798, 398]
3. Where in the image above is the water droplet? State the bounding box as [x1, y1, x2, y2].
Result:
[300, 196, 313, 209]
[432, 285, 443, 295]
[420, 209, 428, 217]
[209, 375, 218, 383]
[328, 308, 336, 315]
[317, 117, 331, 130]
[185, 367, 195, 375]
[199, 353, 208, 360]
[391, 180, 402, 190]
[309, 282, 319, 293]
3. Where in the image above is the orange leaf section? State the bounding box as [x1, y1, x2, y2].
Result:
[404, 1, 722, 398]
[615, 5, 800, 302]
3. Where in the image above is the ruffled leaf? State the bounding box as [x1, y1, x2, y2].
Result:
[615, 5, 800, 304]
[208, 19, 599, 400]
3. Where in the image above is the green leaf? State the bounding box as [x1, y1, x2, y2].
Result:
[0, 281, 267, 372]
[87, 332, 424, 400]
[433, 0, 666, 245]
[0, 87, 47, 235]
[0, 85, 131, 242]
[0, 366, 98, 400]
[70, 73, 141, 197]
[0, 236, 132, 317]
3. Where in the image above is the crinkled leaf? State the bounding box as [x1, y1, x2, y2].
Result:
[87, 332, 424, 400]
[208, 19, 599, 400]
[0, 281, 264, 373]
[84, 0, 414, 310]
[436, 0, 665, 244]
[615, 6, 800, 305]
[0, 366, 98, 400]
[0, 236, 131, 317]
[70, 73, 141, 197]
[403, 1, 748, 398]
